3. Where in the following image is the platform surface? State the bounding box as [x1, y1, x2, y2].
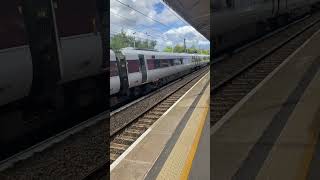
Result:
[110, 72, 210, 180]
[211, 29, 320, 179]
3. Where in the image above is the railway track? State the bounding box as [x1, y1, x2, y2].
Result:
[109, 67, 209, 165]
[0, 110, 108, 179]
[211, 11, 320, 126]
[0, 66, 209, 179]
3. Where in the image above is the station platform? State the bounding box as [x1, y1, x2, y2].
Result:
[111, 72, 210, 179]
[211, 29, 320, 179]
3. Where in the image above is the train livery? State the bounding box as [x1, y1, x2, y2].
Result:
[0, 0, 106, 110]
[110, 48, 209, 97]
[212, 0, 320, 52]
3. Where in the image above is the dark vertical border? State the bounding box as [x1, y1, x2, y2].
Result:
[96, 0, 110, 179]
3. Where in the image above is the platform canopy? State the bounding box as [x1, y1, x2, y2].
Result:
[162, 0, 210, 40]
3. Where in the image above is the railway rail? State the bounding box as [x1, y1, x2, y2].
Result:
[0, 110, 108, 179]
[109, 67, 209, 164]
[0, 66, 208, 179]
[211, 11, 320, 126]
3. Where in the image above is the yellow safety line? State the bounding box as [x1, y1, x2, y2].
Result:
[298, 131, 318, 180]
[180, 100, 209, 180]
[298, 114, 320, 180]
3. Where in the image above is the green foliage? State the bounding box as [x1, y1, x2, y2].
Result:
[163, 44, 210, 54]
[200, 50, 210, 55]
[173, 44, 185, 53]
[163, 46, 173, 52]
[110, 30, 157, 50]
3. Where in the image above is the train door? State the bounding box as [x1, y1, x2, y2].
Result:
[116, 52, 129, 95]
[138, 54, 147, 83]
[22, 0, 61, 97]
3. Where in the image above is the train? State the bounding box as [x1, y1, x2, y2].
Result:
[1, 0, 106, 108]
[0, 0, 107, 141]
[212, 0, 320, 53]
[110, 48, 210, 101]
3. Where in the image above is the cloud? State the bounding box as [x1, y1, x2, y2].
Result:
[110, 0, 210, 50]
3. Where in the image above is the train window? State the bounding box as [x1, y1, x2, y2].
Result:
[155, 59, 161, 68]
[54, 0, 97, 37]
[110, 61, 118, 77]
[160, 59, 170, 68]
[147, 59, 156, 70]
[1, 2, 28, 49]
[173, 59, 181, 65]
[169, 59, 175, 66]
[147, 56, 156, 70]
[127, 60, 140, 73]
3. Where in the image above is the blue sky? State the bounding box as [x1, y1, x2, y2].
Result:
[110, 0, 210, 50]
[153, 2, 164, 14]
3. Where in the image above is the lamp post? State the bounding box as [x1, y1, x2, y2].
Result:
[133, 32, 136, 48]
[145, 32, 151, 49]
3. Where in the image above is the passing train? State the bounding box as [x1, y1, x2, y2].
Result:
[110, 48, 209, 100]
[0, 0, 106, 141]
[212, 0, 320, 52]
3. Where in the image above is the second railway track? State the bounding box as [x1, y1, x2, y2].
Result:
[211, 11, 320, 126]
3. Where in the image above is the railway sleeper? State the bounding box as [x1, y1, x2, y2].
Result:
[122, 131, 141, 138]
[132, 123, 149, 129]
[154, 106, 170, 110]
[110, 142, 129, 151]
[110, 147, 125, 155]
[113, 136, 135, 145]
[139, 119, 156, 124]
[142, 115, 159, 120]
[165, 99, 177, 102]
[125, 129, 141, 135]
[161, 102, 174, 107]
[137, 121, 154, 126]
[149, 111, 164, 116]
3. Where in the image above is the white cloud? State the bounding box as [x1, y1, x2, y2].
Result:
[110, 0, 177, 26]
[110, 0, 210, 51]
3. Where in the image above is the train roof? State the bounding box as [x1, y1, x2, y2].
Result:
[119, 48, 209, 57]
[110, 48, 210, 59]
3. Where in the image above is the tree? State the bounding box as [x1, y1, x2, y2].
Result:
[201, 50, 210, 55]
[150, 41, 157, 49]
[163, 46, 173, 52]
[110, 30, 157, 50]
[173, 45, 185, 53]
[187, 44, 198, 53]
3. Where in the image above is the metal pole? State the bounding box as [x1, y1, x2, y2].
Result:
[133, 32, 136, 48]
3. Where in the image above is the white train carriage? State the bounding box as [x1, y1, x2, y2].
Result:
[110, 50, 120, 95]
[212, 0, 320, 52]
[110, 48, 209, 96]
[0, 1, 33, 107]
[0, 0, 105, 109]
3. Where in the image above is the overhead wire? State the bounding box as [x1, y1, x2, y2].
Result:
[110, 22, 172, 42]
[111, 11, 176, 41]
[111, 0, 209, 51]
[112, 0, 187, 41]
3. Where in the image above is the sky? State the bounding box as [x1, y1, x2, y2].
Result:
[110, 0, 210, 51]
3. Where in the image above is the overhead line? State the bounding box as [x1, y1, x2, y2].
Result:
[111, 12, 175, 40]
[113, 0, 187, 40]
